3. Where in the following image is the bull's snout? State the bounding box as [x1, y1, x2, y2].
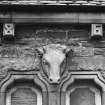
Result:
[49, 77, 60, 83]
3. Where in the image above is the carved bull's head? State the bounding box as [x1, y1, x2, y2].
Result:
[36, 44, 72, 83]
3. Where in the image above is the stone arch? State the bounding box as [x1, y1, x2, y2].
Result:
[66, 80, 101, 105]
[0, 70, 48, 105]
[60, 71, 105, 105]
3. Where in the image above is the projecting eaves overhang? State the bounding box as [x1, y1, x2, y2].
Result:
[1, 1, 105, 23]
[1, 0, 105, 12]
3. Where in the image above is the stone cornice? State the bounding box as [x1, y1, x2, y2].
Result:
[1, 1, 105, 13]
[0, 0, 105, 6]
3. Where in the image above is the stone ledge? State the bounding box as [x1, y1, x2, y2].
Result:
[0, 0, 104, 6]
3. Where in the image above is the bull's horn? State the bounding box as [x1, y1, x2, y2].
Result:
[63, 46, 72, 54]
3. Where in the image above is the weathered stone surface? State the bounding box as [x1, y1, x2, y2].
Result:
[0, 56, 39, 71]
[90, 41, 105, 48]
[0, 41, 105, 73]
[94, 48, 105, 56]
[73, 46, 94, 57]
[0, 55, 40, 80]
[69, 55, 105, 71]
[36, 29, 66, 39]
[0, 45, 35, 58]
[0, 45, 40, 74]
[68, 30, 89, 40]
[1, 38, 105, 80]
[67, 42, 94, 57]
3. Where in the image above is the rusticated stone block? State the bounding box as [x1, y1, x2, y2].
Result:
[73, 46, 94, 57]
[69, 55, 105, 71]
[0, 56, 40, 71]
[0, 45, 40, 74]
[90, 41, 105, 48]
[36, 29, 66, 39]
[0, 45, 36, 58]
[68, 30, 89, 40]
[71, 42, 94, 57]
[94, 48, 105, 56]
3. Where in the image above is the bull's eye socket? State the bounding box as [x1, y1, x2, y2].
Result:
[42, 59, 49, 65]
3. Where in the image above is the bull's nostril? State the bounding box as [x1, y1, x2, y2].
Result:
[58, 79, 60, 82]
[50, 78, 53, 81]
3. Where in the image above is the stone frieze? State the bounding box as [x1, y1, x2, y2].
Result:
[0, 43, 105, 82]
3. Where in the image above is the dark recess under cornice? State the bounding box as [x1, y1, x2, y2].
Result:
[0, 4, 105, 13]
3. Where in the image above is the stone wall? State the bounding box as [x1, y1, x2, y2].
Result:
[0, 24, 105, 81]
